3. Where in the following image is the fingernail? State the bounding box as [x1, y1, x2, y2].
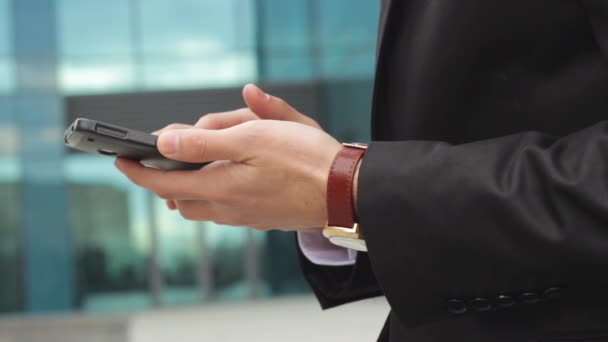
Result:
[159, 131, 179, 155]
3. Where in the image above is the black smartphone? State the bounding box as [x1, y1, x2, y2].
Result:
[64, 118, 209, 170]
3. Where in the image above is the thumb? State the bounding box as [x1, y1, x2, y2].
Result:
[242, 84, 320, 128]
[157, 127, 245, 163]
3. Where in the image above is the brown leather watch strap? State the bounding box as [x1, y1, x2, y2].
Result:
[327, 143, 367, 228]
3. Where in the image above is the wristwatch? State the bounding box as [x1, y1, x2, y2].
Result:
[322, 142, 368, 252]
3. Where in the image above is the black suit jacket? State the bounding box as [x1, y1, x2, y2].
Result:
[298, 0, 608, 341]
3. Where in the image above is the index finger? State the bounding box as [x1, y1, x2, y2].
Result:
[157, 126, 248, 163]
[151, 123, 192, 135]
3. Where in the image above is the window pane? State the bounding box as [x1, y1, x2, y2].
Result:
[156, 204, 201, 305]
[0, 0, 13, 94]
[0, 58, 13, 94]
[58, 0, 132, 55]
[259, 0, 314, 81]
[57, 0, 135, 94]
[141, 52, 256, 90]
[262, 52, 315, 82]
[155, 201, 253, 304]
[318, 0, 378, 49]
[140, 0, 256, 89]
[261, 0, 310, 50]
[320, 47, 376, 79]
[66, 155, 150, 311]
[0, 181, 24, 313]
[0, 0, 10, 55]
[0, 98, 17, 158]
[59, 57, 135, 94]
[318, 0, 379, 78]
[207, 225, 250, 301]
[0, 95, 22, 313]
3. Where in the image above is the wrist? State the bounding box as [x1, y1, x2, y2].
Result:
[323, 142, 368, 251]
[326, 143, 367, 228]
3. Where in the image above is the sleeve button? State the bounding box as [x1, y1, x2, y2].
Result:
[470, 297, 492, 312]
[519, 292, 540, 304]
[496, 294, 515, 308]
[446, 299, 467, 315]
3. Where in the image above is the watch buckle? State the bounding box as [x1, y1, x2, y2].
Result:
[322, 222, 362, 239]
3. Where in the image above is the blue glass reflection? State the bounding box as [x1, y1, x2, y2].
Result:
[1, 0, 380, 315]
[0, 0, 13, 94]
[0, 60, 13, 94]
[140, 0, 256, 89]
[318, 0, 379, 78]
[58, 0, 135, 93]
[58, 0, 257, 93]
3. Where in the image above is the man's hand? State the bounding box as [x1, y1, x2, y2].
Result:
[151, 84, 324, 212]
[116, 84, 342, 230]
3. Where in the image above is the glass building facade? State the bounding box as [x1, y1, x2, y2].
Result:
[0, 0, 379, 314]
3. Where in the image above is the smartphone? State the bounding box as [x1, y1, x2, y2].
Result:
[64, 118, 209, 170]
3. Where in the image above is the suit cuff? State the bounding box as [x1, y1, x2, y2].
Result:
[297, 230, 357, 266]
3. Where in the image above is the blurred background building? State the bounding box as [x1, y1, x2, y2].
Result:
[0, 0, 386, 340]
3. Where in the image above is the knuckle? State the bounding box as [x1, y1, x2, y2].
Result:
[238, 120, 265, 143]
[187, 133, 208, 161]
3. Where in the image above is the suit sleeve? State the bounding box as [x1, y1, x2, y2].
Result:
[358, 121, 608, 327]
[297, 234, 384, 309]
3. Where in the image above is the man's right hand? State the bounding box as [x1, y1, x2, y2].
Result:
[153, 83, 322, 210]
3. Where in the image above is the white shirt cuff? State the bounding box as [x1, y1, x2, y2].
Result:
[297, 230, 357, 266]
